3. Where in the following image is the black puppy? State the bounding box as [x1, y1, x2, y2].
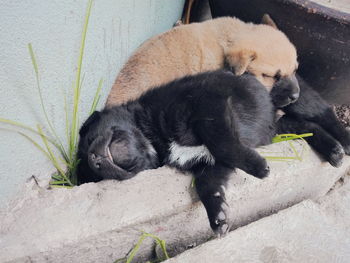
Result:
[77, 70, 349, 235]
[78, 70, 291, 235]
[277, 76, 350, 167]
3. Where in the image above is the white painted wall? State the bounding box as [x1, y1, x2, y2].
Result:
[0, 0, 185, 206]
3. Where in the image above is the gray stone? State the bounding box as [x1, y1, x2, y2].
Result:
[166, 176, 350, 263]
[0, 141, 349, 262]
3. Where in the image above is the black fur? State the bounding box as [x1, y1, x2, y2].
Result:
[270, 73, 300, 107]
[278, 76, 350, 167]
[78, 71, 278, 235]
[77, 70, 350, 236]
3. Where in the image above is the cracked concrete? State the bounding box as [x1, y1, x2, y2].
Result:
[166, 176, 350, 263]
[0, 141, 349, 262]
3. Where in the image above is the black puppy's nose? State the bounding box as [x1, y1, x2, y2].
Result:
[289, 93, 299, 101]
[90, 153, 102, 169]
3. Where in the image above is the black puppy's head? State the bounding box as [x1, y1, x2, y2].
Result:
[77, 108, 159, 185]
[270, 72, 300, 108]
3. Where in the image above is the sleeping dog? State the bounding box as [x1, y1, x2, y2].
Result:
[77, 70, 350, 235]
[106, 15, 298, 107]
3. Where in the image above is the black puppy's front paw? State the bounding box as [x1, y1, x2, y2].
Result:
[204, 192, 230, 237]
[246, 154, 270, 179]
[254, 163, 270, 179]
[328, 142, 345, 168]
[342, 127, 350, 155]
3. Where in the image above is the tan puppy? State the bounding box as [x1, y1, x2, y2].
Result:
[106, 16, 298, 107]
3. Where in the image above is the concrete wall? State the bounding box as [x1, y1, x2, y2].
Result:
[0, 0, 184, 206]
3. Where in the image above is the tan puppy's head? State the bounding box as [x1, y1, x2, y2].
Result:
[225, 15, 299, 107]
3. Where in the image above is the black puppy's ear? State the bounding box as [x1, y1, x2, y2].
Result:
[79, 111, 101, 137]
[261, 14, 278, 29]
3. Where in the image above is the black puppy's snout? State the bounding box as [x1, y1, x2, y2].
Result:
[89, 153, 103, 169]
[289, 92, 299, 102]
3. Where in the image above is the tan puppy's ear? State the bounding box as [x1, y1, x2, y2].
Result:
[225, 49, 257, 76]
[261, 14, 278, 29]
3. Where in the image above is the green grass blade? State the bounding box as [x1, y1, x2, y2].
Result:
[79, 72, 86, 99]
[0, 117, 59, 146]
[118, 231, 170, 263]
[37, 125, 64, 174]
[2, 1, 98, 188]
[18, 132, 51, 160]
[68, 83, 76, 160]
[114, 258, 127, 263]
[263, 156, 299, 160]
[50, 185, 74, 189]
[89, 78, 103, 115]
[288, 140, 301, 161]
[28, 43, 39, 75]
[28, 44, 58, 139]
[143, 233, 169, 260]
[37, 125, 73, 186]
[68, 158, 80, 185]
[1, 1, 98, 188]
[63, 90, 70, 152]
[28, 44, 70, 162]
[262, 133, 314, 161]
[191, 177, 195, 188]
[70, 0, 93, 160]
[51, 174, 64, 181]
[0, 117, 41, 136]
[298, 136, 309, 160]
[272, 133, 313, 143]
[49, 180, 68, 185]
[126, 235, 147, 263]
[159, 240, 169, 260]
[58, 156, 70, 168]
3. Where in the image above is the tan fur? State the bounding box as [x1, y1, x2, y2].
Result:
[106, 17, 297, 107]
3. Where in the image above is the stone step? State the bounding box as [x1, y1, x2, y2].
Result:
[0, 141, 349, 262]
[165, 176, 350, 263]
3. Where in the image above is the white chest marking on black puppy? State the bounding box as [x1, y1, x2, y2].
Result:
[169, 142, 215, 166]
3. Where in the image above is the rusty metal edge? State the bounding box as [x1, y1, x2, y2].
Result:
[279, 0, 350, 24]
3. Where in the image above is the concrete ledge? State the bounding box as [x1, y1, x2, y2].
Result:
[166, 177, 350, 263]
[1, 141, 349, 262]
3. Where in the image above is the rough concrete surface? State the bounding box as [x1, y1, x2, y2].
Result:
[166, 176, 350, 263]
[0, 141, 349, 262]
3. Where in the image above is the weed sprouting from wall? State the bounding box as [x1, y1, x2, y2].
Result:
[114, 231, 170, 263]
[0, 0, 100, 187]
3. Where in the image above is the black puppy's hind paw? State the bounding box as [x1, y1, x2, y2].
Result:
[328, 142, 345, 168]
[211, 202, 230, 238]
[205, 193, 230, 237]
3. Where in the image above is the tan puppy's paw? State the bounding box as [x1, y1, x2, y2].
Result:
[225, 48, 257, 76]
